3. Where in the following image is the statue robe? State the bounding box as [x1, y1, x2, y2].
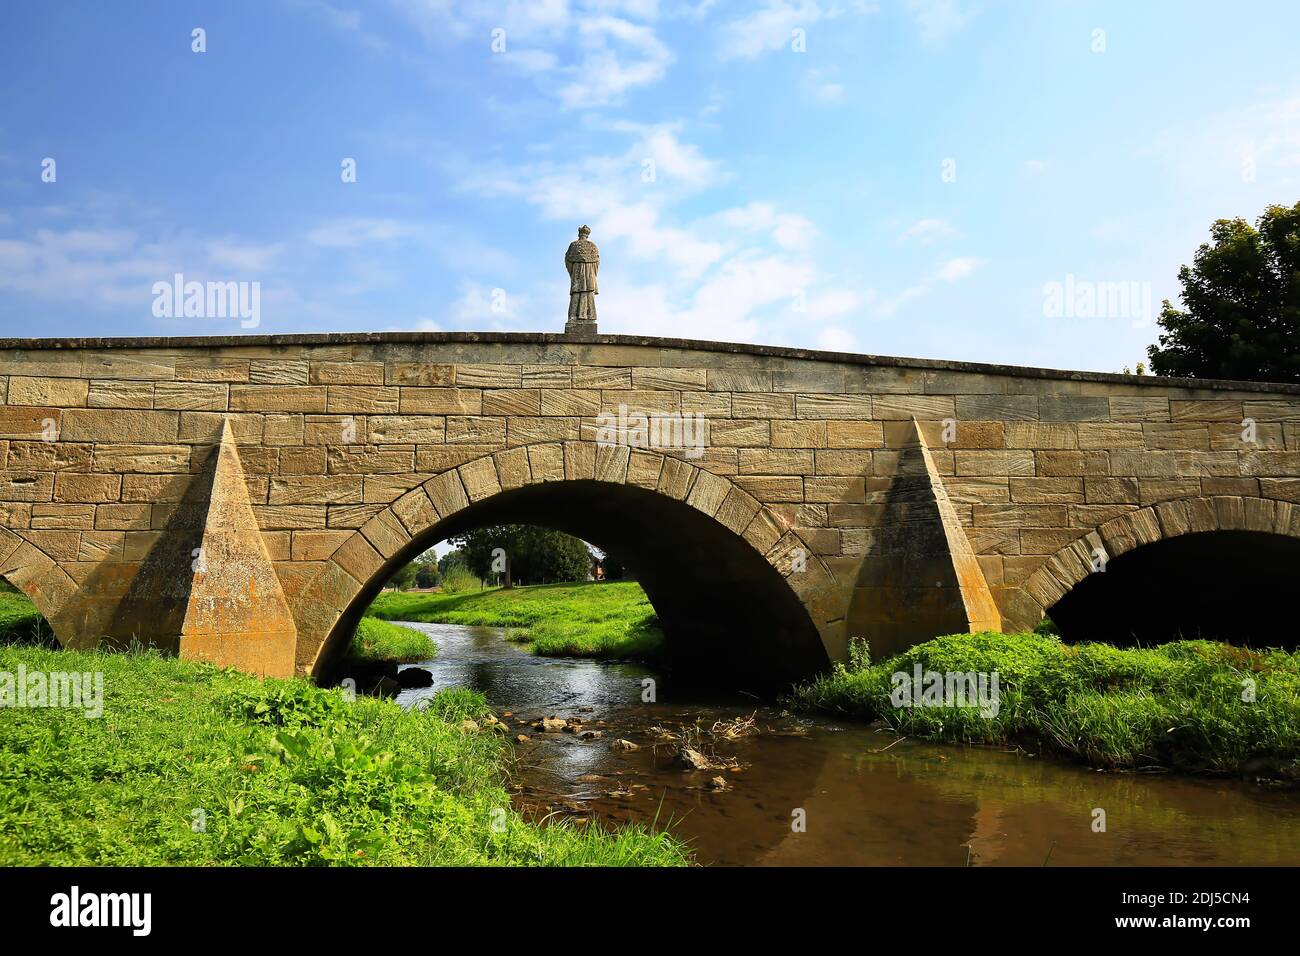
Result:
[566, 239, 599, 322]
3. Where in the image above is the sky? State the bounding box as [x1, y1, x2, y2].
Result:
[1, 0, 1298, 373]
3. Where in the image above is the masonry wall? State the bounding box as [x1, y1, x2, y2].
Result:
[2, 334, 1299, 667]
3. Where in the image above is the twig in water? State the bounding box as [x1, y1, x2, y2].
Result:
[869, 736, 907, 754]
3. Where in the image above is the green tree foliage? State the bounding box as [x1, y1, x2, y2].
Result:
[1147, 202, 1300, 382]
[449, 525, 593, 585]
[386, 562, 417, 591]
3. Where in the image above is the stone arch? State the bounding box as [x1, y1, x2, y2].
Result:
[1006, 494, 1300, 633]
[0, 527, 84, 647]
[291, 440, 842, 691]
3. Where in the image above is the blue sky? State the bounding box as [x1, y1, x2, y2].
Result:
[1, 0, 1298, 372]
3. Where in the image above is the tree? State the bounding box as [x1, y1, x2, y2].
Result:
[386, 562, 417, 590]
[449, 525, 593, 585]
[1147, 202, 1300, 382]
[414, 563, 439, 589]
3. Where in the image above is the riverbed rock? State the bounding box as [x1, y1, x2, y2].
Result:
[676, 747, 715, 771]
[578, 730, 603, 740]
[611, 738, 639, 751]
[515, 734, 531, 743]
[709, 776, 730, 791]
[396, 667, 433, 688]
[372, 676, 401, 698]
[537, 716, 568, 733]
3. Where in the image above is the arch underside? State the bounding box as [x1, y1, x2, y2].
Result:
[1007, 494, 1300, 647]
[321, 481, 830, 693]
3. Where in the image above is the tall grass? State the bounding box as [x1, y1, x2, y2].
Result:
[345, 617, 436, 664]
[787, 632, 1300, 778]
[0, 641, 687, 866]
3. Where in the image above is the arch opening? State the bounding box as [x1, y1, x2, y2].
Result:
[1048, 530, 1300, 649]
[318, 480, 831, 696]
[0, 575, 58, 647]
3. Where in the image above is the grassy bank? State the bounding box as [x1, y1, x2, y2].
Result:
[788, 632, 1300, 779]
[0, 641, 687, 866]
[0, 590, 52, 645]
[367, 581, 663, 660]
[345, 616, 436, 664]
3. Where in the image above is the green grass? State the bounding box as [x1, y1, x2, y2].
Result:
[0, 641, 688, 866]
[367, 581, 664, 660]
[345, 616, 436, 664]
[0, 590, 54, 646]
[787, 632, 1300, 779]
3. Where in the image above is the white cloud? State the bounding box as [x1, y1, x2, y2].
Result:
[815, 325, 857, 351]
[557, 16, 673, 108]
[802, 67, 845, 104]
[898, 217, 956, 244]
[871, 255, 983, 318]
[446, 282, 532, 328]
[451, 122, 873, 344]
[716, 202, 816, 251]
[290, 0, 389, 52]
[207, 238, 285, 272]
[611, 120, 724, 186]
[389, 1, 671, 108]
[306, 218, 421, 248]
[933, 256, 983, 281]
[718, 0, 839, 61]
[905, 0, 973, 44]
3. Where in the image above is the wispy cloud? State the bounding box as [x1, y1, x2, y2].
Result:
[898, 217, 956, 244]
[905, 0, 974, 44]
[718, 0, 870, 60]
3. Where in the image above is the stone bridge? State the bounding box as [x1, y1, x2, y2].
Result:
[2, 332, 1298, 691]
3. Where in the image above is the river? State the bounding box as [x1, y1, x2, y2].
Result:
[393, 621, 1300, 866]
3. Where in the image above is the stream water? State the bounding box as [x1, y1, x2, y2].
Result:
[394, 621, 1300, 866]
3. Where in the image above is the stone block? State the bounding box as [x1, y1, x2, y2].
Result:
[633, 367, 707, 390]
[88, 380, 154, 408]
[94, 445, 190, 473]
[495, 446, 533, 489]
[1038, 395, 1109, 421]
[526, 443, 565, 483]
[249, 361, 309, 385]
[230, 385, 327, 412]
[732, 393, 794, 417]
[456, 365, 522, 388]
[795, 395, 873, 419]
[311, 362, 385, 385]
[8, 377, 88, 407]
[385, 363, 455, 386]
[740, 448, 815, 474]
[399, 387, 482, 415]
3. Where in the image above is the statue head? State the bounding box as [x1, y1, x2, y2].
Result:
[578, 224, 591, 238]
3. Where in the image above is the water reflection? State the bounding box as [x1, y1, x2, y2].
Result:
[394, 621, 1300, 867]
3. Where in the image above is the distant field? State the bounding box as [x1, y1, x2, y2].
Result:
[366, 581, 663, 660]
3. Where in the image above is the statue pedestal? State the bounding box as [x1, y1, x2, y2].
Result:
[564, 319, 598, 340]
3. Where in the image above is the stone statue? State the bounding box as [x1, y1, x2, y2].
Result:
[565, 225, 599, 335]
